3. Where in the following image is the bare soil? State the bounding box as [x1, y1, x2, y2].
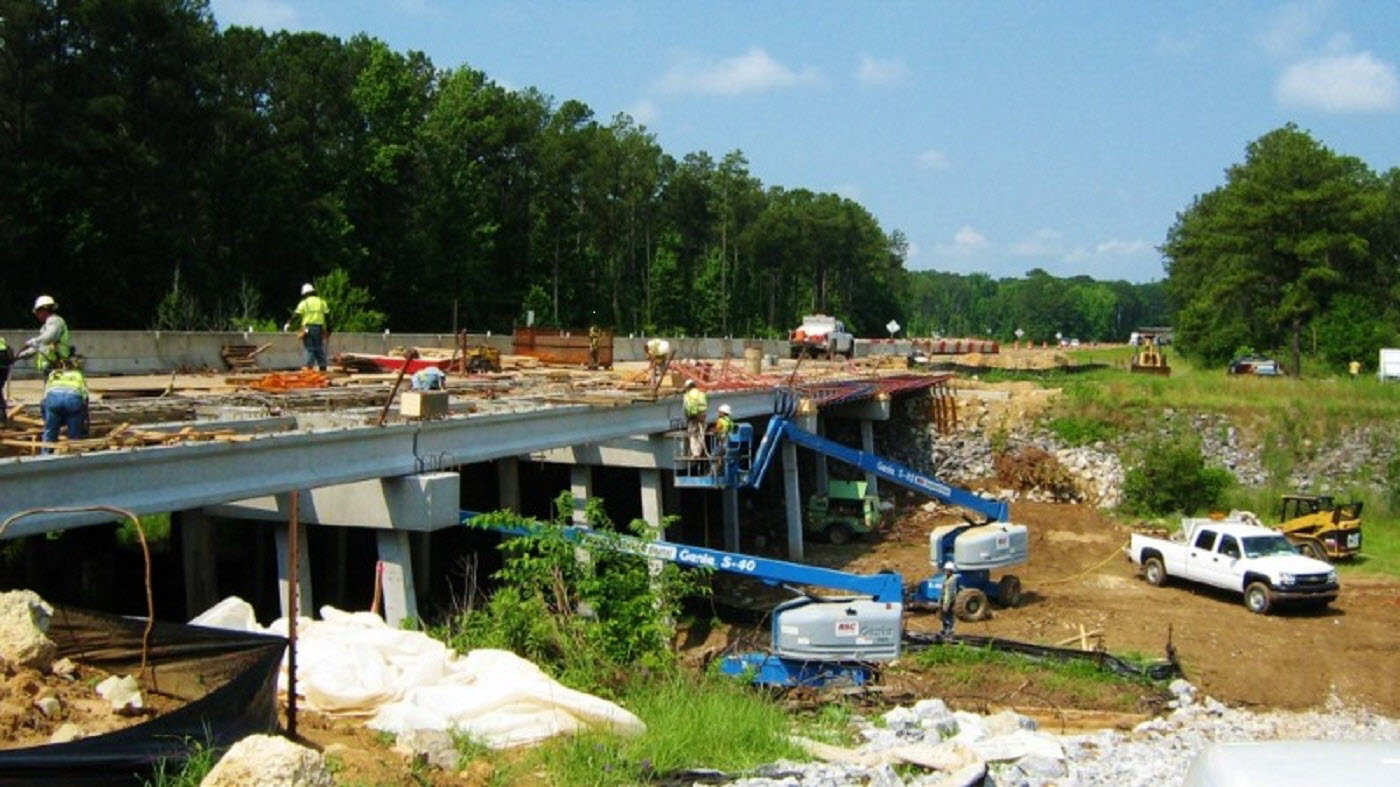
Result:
[803, 500, 1400, 715]
[0, 661, 183, 749]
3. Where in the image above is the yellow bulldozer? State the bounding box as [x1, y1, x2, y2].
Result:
[1130, 332, 1171, 376]
[1276, 494, 1362, 561]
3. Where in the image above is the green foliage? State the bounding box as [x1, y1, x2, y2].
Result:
[152, 268, 204, 331]
[1121, 433, 1232, 516]
[488, 673, 802, 785]
[116, 513, 171, 549]
[520, 284, 554, 327]
[144, 737, 217, 787]
[312, 268, 386, 333]
[1313, 294, 1398, 371]
[439, 495, 708, 694]
[1046, 416, 1117, 446]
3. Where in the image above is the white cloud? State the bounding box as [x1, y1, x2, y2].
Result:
[210, 0, 298, 30]
[1257, 1, 1325, 58]
[655, 48, 819, 96]
[916, 149, 950, 170]
[1011, 228, 1065, 257]
[934, 226, 989, 258]
[1095, 238, 1151, 256]
[856, 54, 907, 86]
[1276, 51, 1399, 112]
[626, 98, 658, 126]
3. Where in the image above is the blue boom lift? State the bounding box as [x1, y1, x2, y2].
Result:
[469, 515, 905, 687]
[676, 389, 1027, 620]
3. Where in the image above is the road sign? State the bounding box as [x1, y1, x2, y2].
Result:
[885, 320, 900, 336]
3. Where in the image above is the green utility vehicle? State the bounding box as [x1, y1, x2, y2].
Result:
[807, 479, 882, 545]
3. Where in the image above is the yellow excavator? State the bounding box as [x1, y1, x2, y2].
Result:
[1277, 494, 1362, 561]
[1130, 332, 1171, 376]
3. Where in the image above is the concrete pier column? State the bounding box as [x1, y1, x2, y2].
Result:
[376, 531, 419, 627]
[413, 532, 431, 600]
[176, 509, 219, 619]
[570, 465, 593, 524]
[497, 457, 521, 512]
[273, 517, 313, 619]
[860, 419, 880, 497]
[639, 468, 664, 528]
[722, 487, 741, 552]
[782, 440, 804, 560]
[800, 413, 828, 497]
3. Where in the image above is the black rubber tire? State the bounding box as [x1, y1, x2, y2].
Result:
[790, 346, 801, 359]
[1298, 539, 1329, 562]
[1244, 581, 1273, 614]
[997, 575, 1024, 607]
[825, 522, 854, 546]
[954, 588, 990, 621]
[1143, 556, 1167, 587]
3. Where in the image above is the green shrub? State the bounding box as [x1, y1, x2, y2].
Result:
[1047, 415, 1117, 446]
[1121, 433, 1232, 516]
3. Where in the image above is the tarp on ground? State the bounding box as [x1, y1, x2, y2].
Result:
[0, 606, 285, 786]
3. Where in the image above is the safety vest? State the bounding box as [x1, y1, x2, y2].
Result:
[683, 387, 708, 417]
[940, 572, 961, 609]
[295, 296, 329, 326]
[715, 414, 734, 438]
[45, 368, 88, 399]
[36, 319, 73, 370]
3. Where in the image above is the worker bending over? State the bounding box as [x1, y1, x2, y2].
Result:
[41, 361, 89, 453]
[645, 338, 672, 388]
[410, 366, 446, 391]
[285, 283, 331, 372]
[939, 561, 961, 637]
[16, 295, 74, 372]
[682, 379, 708, 457]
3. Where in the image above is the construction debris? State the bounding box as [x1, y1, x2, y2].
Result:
[247, 370, 330, 392]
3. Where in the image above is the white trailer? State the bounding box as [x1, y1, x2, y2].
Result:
[1379, 348, 1400, 382]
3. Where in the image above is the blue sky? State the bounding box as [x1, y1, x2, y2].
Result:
[209, 1, 1400, 284]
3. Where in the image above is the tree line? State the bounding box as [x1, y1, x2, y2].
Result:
[1163, 124, 1400, 373]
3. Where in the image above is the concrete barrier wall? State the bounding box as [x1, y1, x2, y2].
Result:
[0, 328, 913, 376]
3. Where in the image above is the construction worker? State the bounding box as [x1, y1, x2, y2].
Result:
[15, 295, 74, 372]
[284, 283, 330, 372]
[1349, 360, 1361, 380]
[682, 379, 708, 457]
[40, 361, 89, 453]
[939, 561, 961, 637]
[588, 325, 601, 370]
[645, 338, 672, 388]
[711, 403, 734, 471]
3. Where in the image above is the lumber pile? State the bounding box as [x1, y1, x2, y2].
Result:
[220, 343, 272, 371]
[1, 411, 253, 456]
[246, 370, 329, 392]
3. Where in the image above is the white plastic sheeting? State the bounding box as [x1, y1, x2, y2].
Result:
[190, 597, 645, 748]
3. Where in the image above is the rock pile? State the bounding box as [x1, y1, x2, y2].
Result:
[727, 682, 1400, 786]
[201, 734, 336, 787]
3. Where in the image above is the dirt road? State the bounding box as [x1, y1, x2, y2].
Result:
[811, 500, 1400, 714]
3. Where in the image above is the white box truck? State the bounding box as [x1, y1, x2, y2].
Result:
[1379, 348, 1400, 382]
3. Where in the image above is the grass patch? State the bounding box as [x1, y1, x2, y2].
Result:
[144, 738, 217, 787]
[480, 672, 802, 786]
[906, 644, 1163, 713]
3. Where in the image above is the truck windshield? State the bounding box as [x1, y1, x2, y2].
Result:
[1241, 536, 1298, 558]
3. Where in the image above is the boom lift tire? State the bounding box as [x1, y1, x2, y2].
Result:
[997, 575, 1023, 607]
[1244, 581, 1273, 614]
[954, 588, 990, 621]
[1142, 556, 1167, 587]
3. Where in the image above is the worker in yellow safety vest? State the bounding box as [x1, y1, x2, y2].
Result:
[15, 295, 74, 372]
[710, 403, 734, 470]
[284, 283, 331, 372]
[41, 363, 89, 453]
[683, 379, 708, 457]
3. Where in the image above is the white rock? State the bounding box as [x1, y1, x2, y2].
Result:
[971, 729, 1064, 762]
[201, 734, 335, 787]
[392, 728, 459, 771]
[0, 590, 57, 670]
[48, 723, 86, 744]
[34, 696, 61, 717]
[95, 674, 143, 712]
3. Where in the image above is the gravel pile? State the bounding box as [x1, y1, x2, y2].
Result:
[722, 681, 1399, 786]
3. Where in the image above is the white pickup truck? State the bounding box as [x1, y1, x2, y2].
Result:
[1127, 516, 1338, 614]
[789, 314, 855, 359]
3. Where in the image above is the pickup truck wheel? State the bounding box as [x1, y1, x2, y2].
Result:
[789, 347, 801, 360]
[997, 575, 1023, 607]
[1244, 581, 1273, 614]
[954, 588, 990, 621]
[1142, 556, 1167, 587]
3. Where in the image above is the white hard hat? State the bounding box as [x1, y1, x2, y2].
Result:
[301, 283, 315, 295]
[33, 295, 56, 311]
[943, 561, 956, 571]
[684, 379, 696, 388]
[718, 404, 731, 415]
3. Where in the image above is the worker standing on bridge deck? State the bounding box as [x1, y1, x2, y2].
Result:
[646, 338, 672, 388]
[16, 295, 74, 372]
[40, 361, 89, 453]
[710, 403, 734, 472]
[683, 379, 708, 457]
[284, 283, 330, 372]
[939, 561, 961, 637]
[0, 336, 11, 428]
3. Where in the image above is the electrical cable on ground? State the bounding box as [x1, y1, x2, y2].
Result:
[1037, 540, 1131, 585]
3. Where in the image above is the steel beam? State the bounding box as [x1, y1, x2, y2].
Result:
[0, 389, 777, 537]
